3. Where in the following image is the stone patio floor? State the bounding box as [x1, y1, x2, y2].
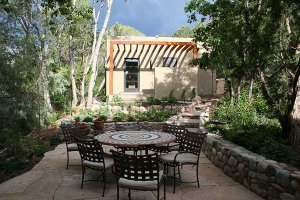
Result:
[0, 144, 263, 200]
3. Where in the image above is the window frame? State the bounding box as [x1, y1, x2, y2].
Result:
[123, 58, 140, 92]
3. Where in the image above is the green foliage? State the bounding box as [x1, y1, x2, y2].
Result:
[107, 22, 145, 37]
[96, 114, 108, 121]
[191, 88, 196, 100]
[168, 90, 177, 103]
[82, 116, 93, 122]
[180, 88, 186, 100]
[112, 111, 127, 122]
[211, 91, 300, 166]
[0, 159, 28, 174]
[111, 95, 123, 106]
[48, 135, 62, 147]
[147, 96, 161, 105]
[172, 25, 194, 38]
[45, 112, 63, 125]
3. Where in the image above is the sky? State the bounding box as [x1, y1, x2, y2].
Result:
[102, 0, 193, 36]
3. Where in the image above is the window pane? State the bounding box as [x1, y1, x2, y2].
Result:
[125, 73, 138, 89]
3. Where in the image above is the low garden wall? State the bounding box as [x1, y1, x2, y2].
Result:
[202, 134, 300, 200]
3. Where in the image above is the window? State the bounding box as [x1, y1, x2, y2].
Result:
[124, 58, 139, 92]
[163, 57, 177, 67]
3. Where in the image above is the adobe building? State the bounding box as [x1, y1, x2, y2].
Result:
[105, 36, 217, 100]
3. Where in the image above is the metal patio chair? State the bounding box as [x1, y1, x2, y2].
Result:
[60, 124, 90, 169]
[76, 137, 114, 197]
[111, 150, 166, 200]
[159, 131, 206, 193]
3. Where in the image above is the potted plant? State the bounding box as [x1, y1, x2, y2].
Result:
[94, 114, 108, 130]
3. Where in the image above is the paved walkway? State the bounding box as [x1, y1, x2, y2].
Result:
[0, 144, 263, 200]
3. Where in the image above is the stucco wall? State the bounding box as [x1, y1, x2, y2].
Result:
[105, 36, 216, 100]
[198, 69, 216, 96]
[154, 67, 198, 99]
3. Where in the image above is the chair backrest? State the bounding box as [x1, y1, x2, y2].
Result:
[76, 137, 105, 163]
[179, 131, 206, 156]
[60, 124, 89, 144]
[162, 123, 186, 143]
[115, 122, 141, 131]
[111, 150, 160, 181]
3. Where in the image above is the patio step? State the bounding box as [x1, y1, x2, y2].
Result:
[181, 112, 201, 119]
[194, 104, 210, 111]
[176, 119, 199, 128]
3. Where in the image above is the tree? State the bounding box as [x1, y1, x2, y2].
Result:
[86, 0, 114, 107]
[185, 0, 300, 147]
[172, 25, 194, 38]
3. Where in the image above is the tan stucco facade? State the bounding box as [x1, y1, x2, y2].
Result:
[105, 36, 216, 100]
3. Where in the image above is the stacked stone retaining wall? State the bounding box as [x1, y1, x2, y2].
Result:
[202, 134, 300, 200]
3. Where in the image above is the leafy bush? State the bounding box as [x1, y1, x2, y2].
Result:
[167, 95, 177, 103]
[127, 114, 137, 122]
[111, 95, 123, 106]
[82, 116, 93, 122]
[181, 88, 186, 100]
[48, 135, 62, 147]
[96, 114, 108, 121]
[113, 112, 127, 121]
[210, 91, 300, 166]
[147, 96, 161, 105]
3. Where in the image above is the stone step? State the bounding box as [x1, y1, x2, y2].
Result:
[195, 104, 210, 111]
[181, 112, 201, 119]
[176, 119, 199, 128]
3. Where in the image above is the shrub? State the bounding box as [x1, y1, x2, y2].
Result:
[113, 112, 127, 122]
[167, 95, 177, 103]
[96, 114, 108, 121]
[181, 88, 186, 100]
[82, 116, 93, 122]
[210, 90, 300, 167]
[111, 95, 123, 106]
[48, 135, 62, 147]
[147, 96, 161, 105]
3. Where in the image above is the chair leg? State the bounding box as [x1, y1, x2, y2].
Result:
[178, 165, 181, 180]
[173, 165, 176, 193]
[157, 184, 160, 200]
[128, 189, 131, 200]
[81, 165, 85, 189]
[164, 178, 166, 200]
[66, 150, 69, 169]
[102, 170, 106, 197]
[117, 183, 119, 200]
[196, 164, 200, 188]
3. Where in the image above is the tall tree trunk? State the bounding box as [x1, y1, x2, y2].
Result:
[80, 55, 88, 105]
[285, 59, 300, 149]
[248, 77, 254, 103]
[237, 77, 242, 100]
[70, 35, 78, 107]
[40, 37, 52, 112]
[228, 78, 235, 105]
[87, 0, 113, 107]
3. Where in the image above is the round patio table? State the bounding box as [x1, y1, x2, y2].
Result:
[95, 131, 176, 148]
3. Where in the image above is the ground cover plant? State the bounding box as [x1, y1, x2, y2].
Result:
[209, 91, 300, 167]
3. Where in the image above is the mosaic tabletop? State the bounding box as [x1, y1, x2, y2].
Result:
[95, 131, 176, 147]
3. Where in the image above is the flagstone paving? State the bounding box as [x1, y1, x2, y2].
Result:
[0, 144, 263, 200]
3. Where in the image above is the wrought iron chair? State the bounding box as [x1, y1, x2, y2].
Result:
[76, 137, 114, 197]
[111, 150, 166, 200]
[159, 131, 206, 193]
[60, 124, 90, 169]
[158, 124, 186, 153]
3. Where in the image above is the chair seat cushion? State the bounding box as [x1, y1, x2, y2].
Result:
[83, 157, 114, 170]
[159, 151, 198, 165]
[119, 170, 164, 191]
[67, 143, 78, 151]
